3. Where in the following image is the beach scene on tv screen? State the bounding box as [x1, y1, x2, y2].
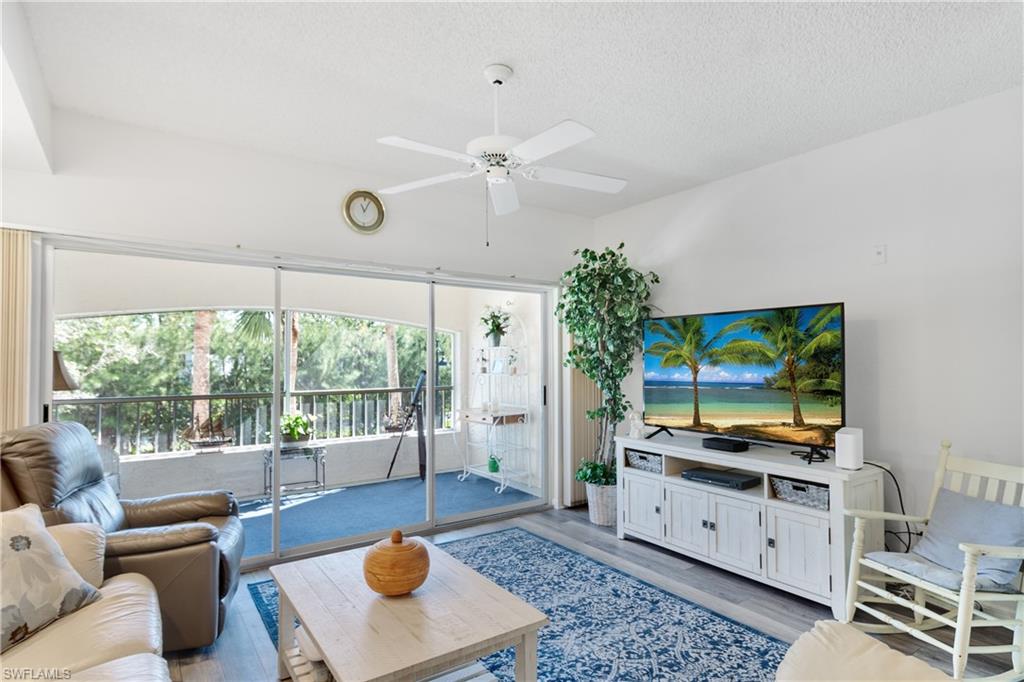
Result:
[643, 304, 843, 446]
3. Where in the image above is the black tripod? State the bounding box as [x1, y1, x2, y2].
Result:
[385, 370, 427, 481]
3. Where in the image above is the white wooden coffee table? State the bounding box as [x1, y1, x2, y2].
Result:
[270, 538, 548, 682]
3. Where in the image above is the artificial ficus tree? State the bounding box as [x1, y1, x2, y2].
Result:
[556, 243, 659, 469]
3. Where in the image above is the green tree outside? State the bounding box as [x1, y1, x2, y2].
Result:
[56, 309, 452, 398]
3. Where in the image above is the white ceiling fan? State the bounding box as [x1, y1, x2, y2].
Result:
[377, 64, 626, 216]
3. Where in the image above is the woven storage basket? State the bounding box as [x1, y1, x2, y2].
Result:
[770, 476, 830, 510]
[586, 483, 617, 526]
[626, 449, 662, 474]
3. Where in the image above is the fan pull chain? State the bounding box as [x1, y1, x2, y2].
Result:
[484, 181, 490, 247]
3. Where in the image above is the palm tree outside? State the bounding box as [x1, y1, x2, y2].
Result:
[234, 311, 404, 421]
[191, 310, 216, 424]
[234, 310, 301, 411]
[383, 323, 402, 418]
[720, 305, 842, 427]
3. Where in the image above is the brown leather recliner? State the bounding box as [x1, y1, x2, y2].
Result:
[0, 421, 244, 652]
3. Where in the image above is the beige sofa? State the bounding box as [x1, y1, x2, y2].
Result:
[1, 523, 171, 681]
[776, 620, 950, 680]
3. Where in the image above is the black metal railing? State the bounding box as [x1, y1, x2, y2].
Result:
[53, 386, 454, 456]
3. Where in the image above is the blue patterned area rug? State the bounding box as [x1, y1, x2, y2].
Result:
[248, 527, 788, 680]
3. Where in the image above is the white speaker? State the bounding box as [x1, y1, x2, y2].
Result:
[835, 427, 864, 470]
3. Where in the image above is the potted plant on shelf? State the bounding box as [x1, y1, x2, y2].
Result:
[507, 348, 520, 375]
[480, 308, 511, 347]
[556, 243, 658, 526]
[280, 413, 316, 444]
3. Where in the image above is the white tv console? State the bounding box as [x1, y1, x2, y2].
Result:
[615, 433, 884, 619]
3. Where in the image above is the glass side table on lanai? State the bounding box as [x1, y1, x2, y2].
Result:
[263, 444, 327, 498]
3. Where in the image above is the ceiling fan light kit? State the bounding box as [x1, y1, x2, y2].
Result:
[377, 64, 626, 216]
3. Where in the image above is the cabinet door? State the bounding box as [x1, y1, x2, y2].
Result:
[766, 507, 831, 597]
[709, 495, 764, 575]
[664, 483, 709, 556]
[622, 474, 662, 539]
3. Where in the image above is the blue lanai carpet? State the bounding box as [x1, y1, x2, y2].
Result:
[239, 471, 538, 556]
[248, 527, 788, 680]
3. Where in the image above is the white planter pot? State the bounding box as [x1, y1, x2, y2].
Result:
[585, 482, 617, 527]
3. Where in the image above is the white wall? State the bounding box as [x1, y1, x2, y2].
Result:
[4, 110, 592, 282]
[594, 88, 1023, 517]
[1, 2, 53, 172]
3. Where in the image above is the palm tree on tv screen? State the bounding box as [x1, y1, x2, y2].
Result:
[646, 316, 748, 426]
[721, 305, 841, 427]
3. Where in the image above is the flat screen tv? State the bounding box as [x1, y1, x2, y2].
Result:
[642, 302, 845, 448]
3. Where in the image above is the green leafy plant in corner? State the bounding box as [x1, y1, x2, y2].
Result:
[574, 459, 615, 486]
[480, 308, 510, 338]
[556, 243, 659, 483]
[280, 413, 316, 441]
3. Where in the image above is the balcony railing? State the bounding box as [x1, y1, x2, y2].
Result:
[53, 386, 454, 456]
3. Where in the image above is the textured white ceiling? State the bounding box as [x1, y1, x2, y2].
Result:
[21, 2, 1022, 218]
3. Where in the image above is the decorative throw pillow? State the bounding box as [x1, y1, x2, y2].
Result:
[1, 504, 101, 652]
[913, 488, 1024, 587]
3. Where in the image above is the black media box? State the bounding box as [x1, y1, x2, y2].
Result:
[702, 436, 749, 453]
[682, 467, 761, 490]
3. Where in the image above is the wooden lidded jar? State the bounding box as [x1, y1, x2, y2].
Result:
[363, 530, 430, 596]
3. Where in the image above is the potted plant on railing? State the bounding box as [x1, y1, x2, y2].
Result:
[556, 243, 658, 526]
[480, 308, 510, 347]
[280, 413, 316, 444]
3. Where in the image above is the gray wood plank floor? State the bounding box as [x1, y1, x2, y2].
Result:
[166, 507, 1012, 680]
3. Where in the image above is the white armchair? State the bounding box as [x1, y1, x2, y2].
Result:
[843, 441, 1024, 680]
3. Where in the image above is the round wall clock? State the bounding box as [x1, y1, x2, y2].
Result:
[342, 190, 385, 234]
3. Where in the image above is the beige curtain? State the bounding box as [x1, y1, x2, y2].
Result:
[1, 228, 32, 432]
[568, 367, 603, 506]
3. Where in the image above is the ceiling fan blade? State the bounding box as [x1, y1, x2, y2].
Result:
[377, 136, 479, 165]
[509, 120, 595, 164]
[521, 165, 627, 194]
[379, 169, 481, 195]
[488, 179, 520, 216]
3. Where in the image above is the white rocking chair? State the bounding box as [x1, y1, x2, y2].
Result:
[844, 441, 1024, 680]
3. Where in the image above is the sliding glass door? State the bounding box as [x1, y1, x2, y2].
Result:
[274, 270, 432, 554]
[433, 284, 547, 523]
[51, 250, 277, 563]
[47, 246, 549, 563]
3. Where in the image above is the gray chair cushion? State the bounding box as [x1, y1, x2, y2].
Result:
[866, 551, 1020, 593]
[0, 423, 125, 532]
[913, 488, 1024, 587]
